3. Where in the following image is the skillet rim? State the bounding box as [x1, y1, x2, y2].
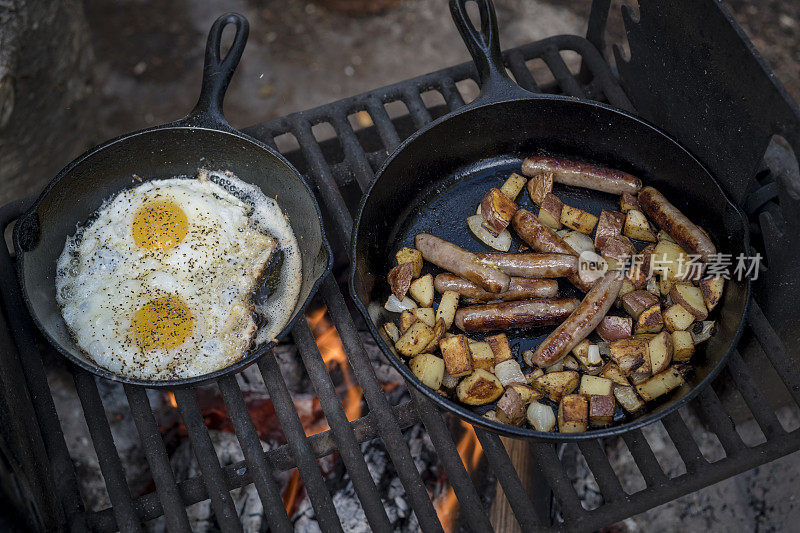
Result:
[349, 94, 752, 440]
[14, 121, 333, 389]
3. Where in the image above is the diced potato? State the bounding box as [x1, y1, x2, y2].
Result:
[652, 240, 690, 282]
[663, 304, 695, 332]
[648, 331, 673, 374]
[422, 319, 446, 353]
[533, 371, 580, 402]
[626, 263, 648, 290]
[409, 354, 445, 389]
[670, 283, 708, 320]
[634, 304, 663, 334]
[495, 359, 527, 387]
[609, 338, 647, 375]
[538, 193, 563, 229]
[439, 335, 473, 377]
[558, 394, 588, 433]
[659, 274, 674, 296]
[645, 276, 659, 295]
[672, 330, 695, 362]
[435, 290, 459, 329]
[441, 369, 460, 389]
[527, 173, 553, 205]
[572, 339, 602, 370]
[411, 307, 436, 327]
[500, 173, 528, 200]
[622, 290, 660, 320]
[481, 188, 518, 235]
[496, 388, 526, 426]
[657, 230, 676, 243]
[620, 193, 641, 213]
[409, 274, 434, 307]
[595, 209, 626, 250]
[562, 230, 595, 255]
[636, 367, 685, 401]
[589, 395, 615, 426]
[601, 235, 636, 265]
[399, 310, 417, 334]
[699, 277, 725, 312]
[614, 385, 644, 413]
[624, 209, 657, 242]
[486, 333, 512, 364]
[396, 247, 423, 278]
[572, 339, 591, 360]
[563, 355, 580, 371]
[395, 321, 436, 356]
[596, 315, 632, 342]
[483, 409, 498, 422]
[561, 204, 598, 234]
[468, 341, 494, 371]
[456, 369, 504, 405]
[387, 262, 414, 300]
[524, 366, 544, 385]
[383, 322, 400, 343]
[507, 384, 540, 404]
[616, 278, 636, 307]
[579, 375, 614, 396]
[527, 401, 556, 432]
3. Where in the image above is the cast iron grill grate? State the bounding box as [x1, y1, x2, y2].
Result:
[0, 19, 797, 533]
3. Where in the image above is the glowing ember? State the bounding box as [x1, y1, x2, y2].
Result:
[434, 421, 483, 532]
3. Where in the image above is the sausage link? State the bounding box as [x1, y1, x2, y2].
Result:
[522, 155, 642, 195]
[511, 209, 594, 292]
[528, 271, 624, 367]
[434, 273, 558, 301]
[454, 298, 580, 332]
[637, 186, 717, 261]
[475, 252, 577, 278]
[415, 233, 510, 293]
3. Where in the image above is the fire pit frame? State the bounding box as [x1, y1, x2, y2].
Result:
[0, 0, 798, 531]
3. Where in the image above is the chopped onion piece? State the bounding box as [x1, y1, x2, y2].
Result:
[587, 344, 602, 365]
[495, 359, 526, 386]
[563, 230, 594, 255]
[384, 294, 417, 312]
[527, 401, 556, 432]
[691, 320, 715, 344]
[545, 360, 564, 373]
[467, 214, 512, 251]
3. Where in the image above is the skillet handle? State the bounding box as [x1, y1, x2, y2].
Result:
[450, 0, 531, 105]
[184, 13, 249, 129]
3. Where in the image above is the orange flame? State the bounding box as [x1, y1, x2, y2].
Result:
[435, 421, 483, 532]
[283, 307, 365, 516]
[166, 392, 177, 408]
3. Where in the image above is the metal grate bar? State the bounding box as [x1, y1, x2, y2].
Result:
[506, 50, 541, 93]
[473, 429, 542, 530]
[410, 389, 494, 532]
[694, 388, 746, 456]
[439, 78, 467, 111]
[172, 389, 244, 533]
[217, 375, 293, 533]
[330, 113, 374, 189]
[123, 386, 191, 533]
[541, 46, 585, 98]
[402, 88, 433, 129]
[726, 349, 785, 439]
[256, 354, 344, 533]
[366, 97, 402, 152]
[621, 430, 668, 487]
[661, 412, 707, 473]
[291, 319, 394, 532]
[748, 301, 800, 407]
[529, 442, 584, 521]
[576, 439, 625, 502]
[72, 370, 143, 533]
[319, 277, 444, 532]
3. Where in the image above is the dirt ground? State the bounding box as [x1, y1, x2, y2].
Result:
[10, 0, 800, 530]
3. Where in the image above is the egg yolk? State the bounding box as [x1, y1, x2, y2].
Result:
[132, 296, 193, 351]
[132, 200, 188, 250]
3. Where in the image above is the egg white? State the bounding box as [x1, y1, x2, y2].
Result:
[55, 173, 299, 380]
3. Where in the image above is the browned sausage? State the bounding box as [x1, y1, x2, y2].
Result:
[454, 298, 580, 332]
[415, 233, 510, 293]
[511, 209, 594, 292]
[527, 271, 624, 368]
[434, 273, 558, 301]
[474, 252, 577, 278]
[522, 155, 642, 195]
[637, 186, 717, 261]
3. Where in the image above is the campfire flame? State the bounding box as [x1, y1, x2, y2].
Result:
[282, 307, 365, 517]
[434, 420, 483, 532]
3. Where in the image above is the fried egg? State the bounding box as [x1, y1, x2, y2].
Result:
[55, 170, 301, 380]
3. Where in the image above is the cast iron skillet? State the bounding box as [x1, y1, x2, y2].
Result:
[14, 13, 331, 388]
[350, 0, 750, 440]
